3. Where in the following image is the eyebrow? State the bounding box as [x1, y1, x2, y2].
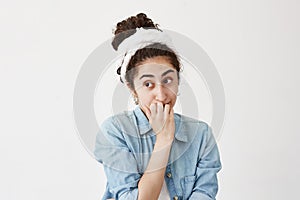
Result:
[161, 69, 175, 77]
[139, 69, 175, 80]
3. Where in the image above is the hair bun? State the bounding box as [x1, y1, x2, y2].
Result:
[137, 13, 147, 19]
[112, 13, 159, 50]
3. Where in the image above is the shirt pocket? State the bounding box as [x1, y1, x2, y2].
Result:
[180, 175, 196, 199]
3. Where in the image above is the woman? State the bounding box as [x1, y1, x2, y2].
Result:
[94, 13, 221, 200]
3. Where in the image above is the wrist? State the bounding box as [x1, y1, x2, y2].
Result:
[156, 131, 174, 141]
[155, 135, 173, 150]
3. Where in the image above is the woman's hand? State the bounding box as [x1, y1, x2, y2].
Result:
[143, 102, 175, 145]
[137, 103, 175, 199]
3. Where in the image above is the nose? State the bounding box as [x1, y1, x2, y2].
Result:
[154, 84, 167, 102]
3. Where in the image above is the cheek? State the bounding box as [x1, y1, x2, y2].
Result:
[136, 91, 154, 103]
[167, 85, 178, 96]
[168, 86, 178, 103]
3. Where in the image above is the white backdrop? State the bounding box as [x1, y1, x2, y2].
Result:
[1, 0, 299, 199]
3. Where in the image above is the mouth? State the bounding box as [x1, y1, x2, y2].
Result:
[164, 102, 171, 106]
[147, 101, 172, 107]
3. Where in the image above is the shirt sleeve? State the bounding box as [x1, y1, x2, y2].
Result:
[189, 125, 222, 200]
[94, 117, 141, 200]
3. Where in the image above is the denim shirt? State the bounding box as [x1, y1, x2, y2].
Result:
[94, 106, 222, 200]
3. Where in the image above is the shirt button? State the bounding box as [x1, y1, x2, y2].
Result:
[173, 196, 178, 200]
[166, 172, 172, 178]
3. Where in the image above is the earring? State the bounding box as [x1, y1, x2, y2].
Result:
[133, 95, 139, 105]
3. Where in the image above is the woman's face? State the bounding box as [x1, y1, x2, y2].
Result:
[130, 56, 179, 115]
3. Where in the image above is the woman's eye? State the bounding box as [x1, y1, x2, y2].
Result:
[163, 78, 172, 84]
[144, 82, 154, 88]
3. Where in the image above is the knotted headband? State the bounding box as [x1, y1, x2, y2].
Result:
[116, 28, 175, 83]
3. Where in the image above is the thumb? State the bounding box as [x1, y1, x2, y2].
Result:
[143, 106, 151, 121]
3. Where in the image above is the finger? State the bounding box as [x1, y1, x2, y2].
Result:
[164, 104, 170, 119]
[150, 103, 156, 115]
[170, 108, 174, 117]
[169, 108, 174, 122]
[143, 105, 151, 120]
[157, 102, 163, 116]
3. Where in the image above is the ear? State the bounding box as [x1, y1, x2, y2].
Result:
[126, 82, 137, 96]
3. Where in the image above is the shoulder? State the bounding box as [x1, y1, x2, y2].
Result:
[175, 113, 210, 131]
[100, 110, 137, 137]
[101, 110, 133, 127]
[174, 113, 213, 142]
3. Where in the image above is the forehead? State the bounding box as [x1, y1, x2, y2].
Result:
[137, 63, 175, 76]
[135, 56, 175, 76]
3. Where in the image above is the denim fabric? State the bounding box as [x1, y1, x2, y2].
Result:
[94, 106, 222, 200]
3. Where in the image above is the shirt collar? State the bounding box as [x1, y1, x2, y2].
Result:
[133, 106, 152, 135]
[133, 106, 188, 142]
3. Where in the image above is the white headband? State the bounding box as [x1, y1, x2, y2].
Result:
[116, 28, 175, 83]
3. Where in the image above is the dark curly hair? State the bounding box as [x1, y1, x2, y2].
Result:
[112, 13, 181, 90]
